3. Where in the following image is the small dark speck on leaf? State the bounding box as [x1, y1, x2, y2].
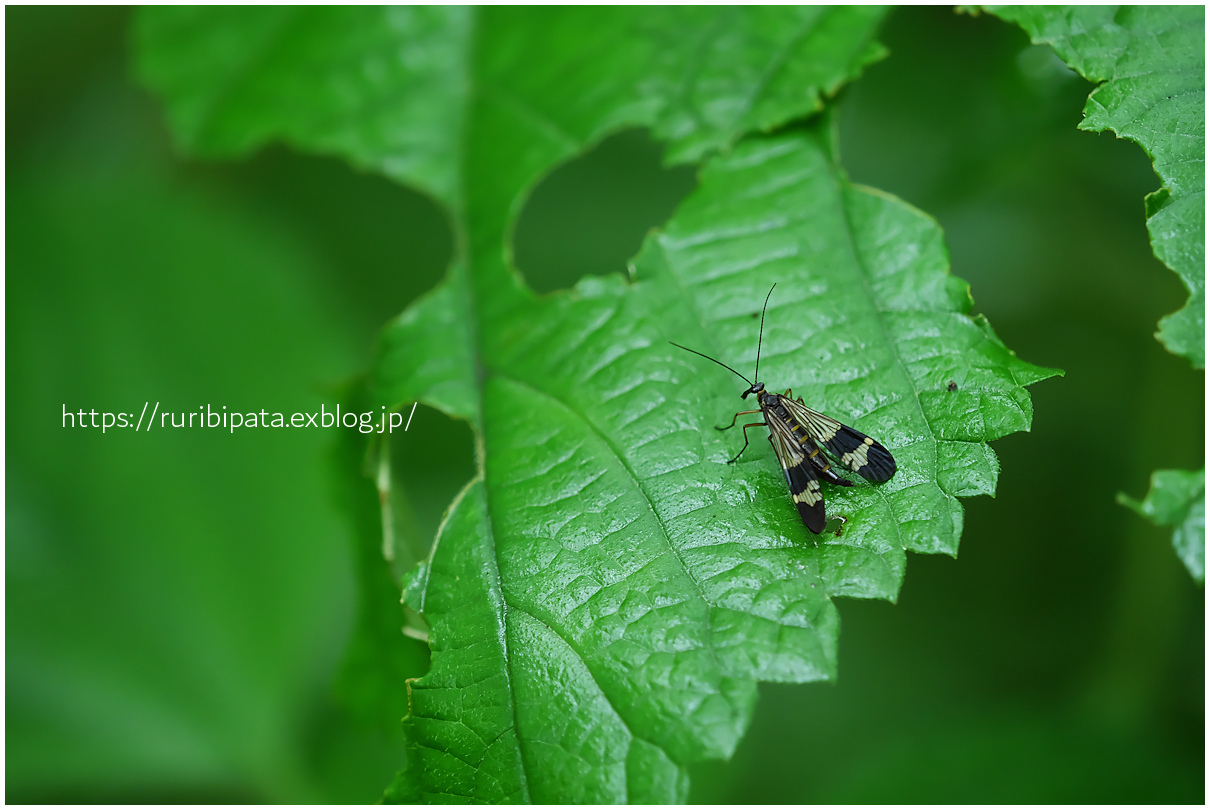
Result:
[947, 380, 958, 392]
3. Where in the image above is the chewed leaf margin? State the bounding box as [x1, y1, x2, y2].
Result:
[381, 124, 1061, 802]
[985, 4, 1205, 369]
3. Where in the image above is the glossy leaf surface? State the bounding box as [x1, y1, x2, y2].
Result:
[135, 7, 1060, 803]
[378, 125, 1057, 801]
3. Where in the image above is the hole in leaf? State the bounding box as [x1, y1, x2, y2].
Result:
[823, 515, 849, 536]
[387, 404, 477, 574]
[512, 128, 698, 294]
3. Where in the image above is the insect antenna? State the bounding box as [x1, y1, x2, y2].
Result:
[753, 283, 776, 384]
[669, 342, 753, 386]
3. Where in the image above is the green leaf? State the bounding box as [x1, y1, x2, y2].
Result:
[1118, 469, 1206, 584]
[135, 6, 889, 208]
[379, 123, 1058, 801]
[135, 7, 1060, 803]
[987, 5, 1205, 586]
[987, 5, 1205, 369]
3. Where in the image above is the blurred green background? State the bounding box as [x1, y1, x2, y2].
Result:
[7, 6, 1202, 803]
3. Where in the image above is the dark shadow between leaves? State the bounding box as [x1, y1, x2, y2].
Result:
[387, 403, 478, 574]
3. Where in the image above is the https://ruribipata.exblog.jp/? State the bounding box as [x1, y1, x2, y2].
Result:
[61, 401, 418, 434]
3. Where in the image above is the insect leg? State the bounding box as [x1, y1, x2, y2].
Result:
[727, 422, 766, 464]
[716, 409, 761, 431]
[781, 388, 808, 405]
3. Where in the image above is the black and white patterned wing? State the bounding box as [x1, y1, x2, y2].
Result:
[767, 417, 827, 534]
[784, 399, 897, 483]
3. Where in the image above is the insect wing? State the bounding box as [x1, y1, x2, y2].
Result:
[811, 454, 854, 488]
[784, 398, 897, 482]
[765, 412, 827, 534]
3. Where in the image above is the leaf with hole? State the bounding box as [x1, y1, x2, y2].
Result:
[134, 7, 1061, 803]
[375, 124, 1059, 801]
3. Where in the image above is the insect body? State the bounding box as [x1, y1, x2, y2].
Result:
[672, 285, 896, 534]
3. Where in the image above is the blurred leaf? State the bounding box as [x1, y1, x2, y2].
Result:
[1118, 469, 1206, 584]
[328, 381, 419, 733]
[987, 5, 1205, 369]
[6, 160, 359, 802]
[135, 6, 889, 207]
[135, 6, 1061, 803]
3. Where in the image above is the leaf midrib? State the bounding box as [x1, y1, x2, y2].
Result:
[432, 10, 858, 788]
[490, 370, 730, 698]
[426, 9, 930, 790]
